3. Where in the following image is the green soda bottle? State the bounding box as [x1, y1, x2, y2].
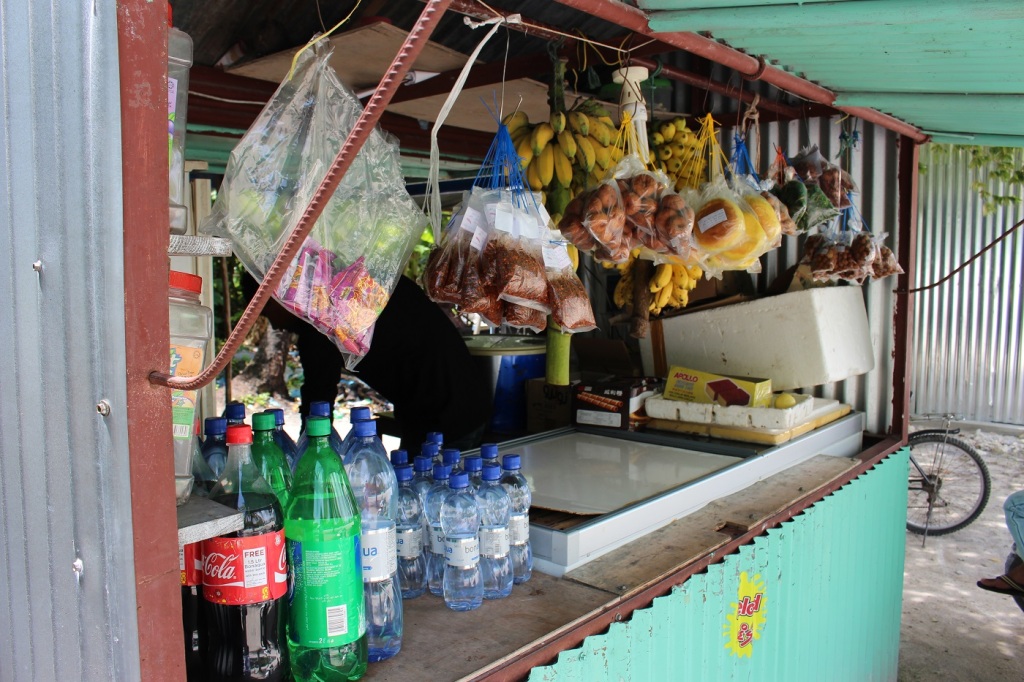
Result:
[285, 416, 368, 681]
[252, 412, 293, 510]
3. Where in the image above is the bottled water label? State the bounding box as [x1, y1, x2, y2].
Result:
[445, 536, 480, 568]
[396, 526, 422, 559]
[361, 524, 398, 582]
[509, 513, 530, 546]
[287, 533, 365, 647]
[479, 526, 510, 558]
[430, 523, 446, 555]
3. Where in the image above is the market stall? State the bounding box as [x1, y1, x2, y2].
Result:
[9, 0, 1024, 681]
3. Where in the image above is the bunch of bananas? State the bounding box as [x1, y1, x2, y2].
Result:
[651, 117, 705, 192]
[610, 256, 703, 316]
[502, 99, 622, 225]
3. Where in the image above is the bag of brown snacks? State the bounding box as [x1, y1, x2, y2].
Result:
[502, 301, 547, 333]
[542, 237, 596, 333]
[480, 198, 551, 312]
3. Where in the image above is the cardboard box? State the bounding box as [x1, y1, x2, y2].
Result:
[526, 378, 573, 433]
[664, 365, 772, 407]
[572, 378, 663, 431]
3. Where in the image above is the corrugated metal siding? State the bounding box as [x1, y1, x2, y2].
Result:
[529, 450, 908, 681]
[913, 146, 1024, 424]
[0, 1, 141, 680]
[724, 116, 902, 434]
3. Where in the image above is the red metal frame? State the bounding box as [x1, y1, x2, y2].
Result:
[551, 0, 930, 144]
[117, 1, 185, 678]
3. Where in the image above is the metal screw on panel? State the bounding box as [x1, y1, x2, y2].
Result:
[72, 557, 84, 583]
[32, 260, 42, 272]
[96, 400, 111, 416]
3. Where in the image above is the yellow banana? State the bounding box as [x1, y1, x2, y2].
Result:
[613, 272, 634, 308]
[567, 111, 590, 138]
[610, 145, 624, 163]
[587, 166, 603, 187]
[656, 282, 674, 309]
[552, 145, 573, 187]
[556, 130, 577, 159]
[659, 121, 676, 143]
[657, 145, 673, 161]
[531, 123, 555, 157]
[502, 110, 531, 137]
[516, 134, 534, 169]
[650, 263, 673, 291]
[567, 244, 579, 271]
[671, 264, 688, 289]
[597, 115, 615, 128]
[652, 131, 665, 146]
[686, 264, 703, 283]
[537, 143, 555, 187]
[526, 160, 543, 191]
[574, 134, 596, 173]
[588, 120, 614, 147]
[550, 111, 566, 135]
[592, 140, 613, 170]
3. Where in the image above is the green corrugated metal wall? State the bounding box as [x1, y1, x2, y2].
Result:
[529, 450, 909, 682]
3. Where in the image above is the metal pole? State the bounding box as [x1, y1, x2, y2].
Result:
[892, 136, 920, 442]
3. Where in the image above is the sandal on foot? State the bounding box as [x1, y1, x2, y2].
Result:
[977, 574, 1024, 596]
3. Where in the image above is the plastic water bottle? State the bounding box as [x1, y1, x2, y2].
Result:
[480, 443, 500, 468]
[344, 419, 402, 662]
[421, 442, 440, 465]
[293, 402, 346, 471]
[224, 401, 246, 426]
[463, 456, 483, 490]
[394, 466, 427, 600]
[390, 449, 409, 468]
[442, 448, 462, 475]
[440, 472, 483, 611]
[411, 457, 434, 501]
[252, 412, 293, 509]
[285, 417, 367, 681]
[476, 464, 513, 600]
[500, 454, 533, 584]
[266, 408, 298, 470]
[424, 464, 451, 596]
[202, 417, 228, 478]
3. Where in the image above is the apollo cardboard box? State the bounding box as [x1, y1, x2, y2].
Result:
[640, 286, 874, 391]
[664, 365, 772, 407]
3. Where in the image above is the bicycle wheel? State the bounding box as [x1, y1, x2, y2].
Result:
[906, 434, 991, 535]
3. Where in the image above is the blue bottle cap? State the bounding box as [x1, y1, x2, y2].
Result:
[268, 408, 285, 426]
[482, 463, 502, 481]
[463, 455, 482, 472]
[421, 442, 441, 458]
[354, 419, 376, 438]
[204, 417, 227, 436]
[350, 406, 371, 423]
[442, 450, 460, 467]
[449, 472, 470, 489]
[432, 464, 451, 481]
[426, 431, 444, 444]
[390, 449, 409, 466]
[309, 401, 332, 418]
[481, 443, 498, 458]
[395, 465, 414, 482]
[502, 454, 521, 470]
[224, 401, 246, 422]
[414, 456, 433, 473]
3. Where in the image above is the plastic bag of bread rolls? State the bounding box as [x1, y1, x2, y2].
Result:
[558, 180, 629, 263]
[691, 178, 765, 277]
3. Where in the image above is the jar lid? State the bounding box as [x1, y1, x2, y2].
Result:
[169, 270, 202, 294]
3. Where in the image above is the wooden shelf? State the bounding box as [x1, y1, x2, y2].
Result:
[177, 495, 244, 546]
[168, 234, 232, 257]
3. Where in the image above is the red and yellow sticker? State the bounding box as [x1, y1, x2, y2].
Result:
[723, 571, 767, 657]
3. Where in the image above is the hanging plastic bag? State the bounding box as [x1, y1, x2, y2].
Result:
[542, 235, 596, 333]
[200, 45, 425, 367]
[481, 195, 552, 312]
[502, 301, 548, 333]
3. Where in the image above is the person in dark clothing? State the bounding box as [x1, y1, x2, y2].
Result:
[244, 273, 491, 453]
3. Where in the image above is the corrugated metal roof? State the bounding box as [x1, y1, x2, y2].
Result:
[642, 0, 1024, 146]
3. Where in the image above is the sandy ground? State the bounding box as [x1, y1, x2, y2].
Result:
[899, 427, 1024, 681]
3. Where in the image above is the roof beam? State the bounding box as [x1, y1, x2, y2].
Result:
[639, 0, 843, 9]
[551, 0, 929, 143]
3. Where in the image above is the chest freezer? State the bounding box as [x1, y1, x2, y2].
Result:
[494, 413, 864, 576]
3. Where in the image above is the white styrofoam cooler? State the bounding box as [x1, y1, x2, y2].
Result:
[640, 286, 874, 391]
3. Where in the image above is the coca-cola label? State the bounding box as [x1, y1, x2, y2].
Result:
[288, 532, 365, 648]
[202, 531, 286, 605]
[360, 523, 397, 582]
[396, 526, 422, 559]
[180, 542, 203, 586]
[445, 536, 480, 568]
[509, 513, 530, 546]
[479, 526, 510, 558]
[429, 523, 445, 555]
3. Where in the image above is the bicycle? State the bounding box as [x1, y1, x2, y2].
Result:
[906, 414, 991, 537]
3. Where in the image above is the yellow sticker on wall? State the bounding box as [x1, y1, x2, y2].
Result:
[723, 572, 767, 657]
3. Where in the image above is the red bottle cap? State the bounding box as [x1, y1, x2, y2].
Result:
[226, 424, 253, 445]
[169, 270, 202, 294]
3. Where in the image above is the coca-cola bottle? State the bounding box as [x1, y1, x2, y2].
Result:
[201, 424, 288, 681]
[181, 541, 204, 681]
